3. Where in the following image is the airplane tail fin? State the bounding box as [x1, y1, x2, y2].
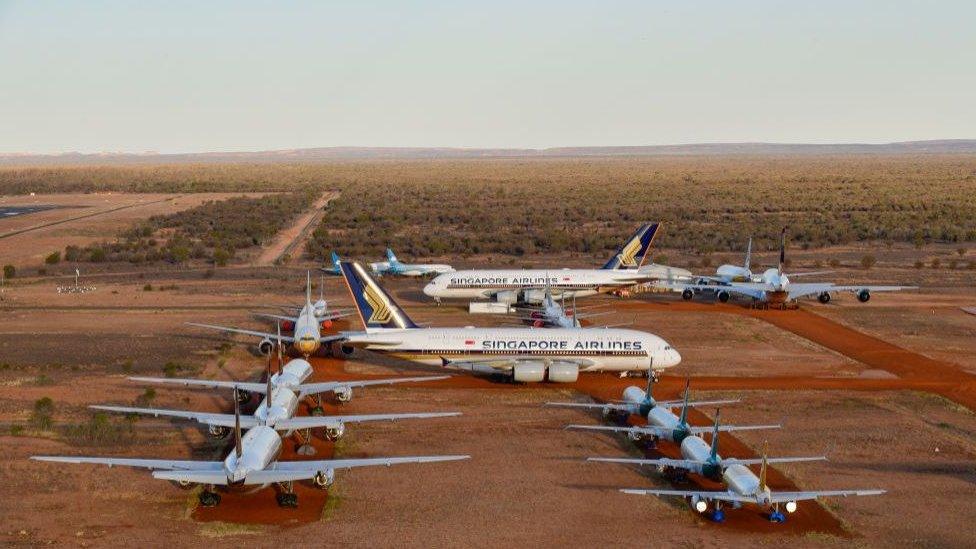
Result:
[601, 223, 660, 270]
[275, 322, 284, 374]
[233, 387, 243, 459]
[339, 261, 418, 331]
[709, 409, 721, 461]
[386, 248, 399, 264]
[744, 237, 752, 271]
[306, 271, 312, 304]
[778, 228, 786, 277]
[759, 439, 769, 492]
[331, 251, 341, 270]
[678, 378, 691, 426]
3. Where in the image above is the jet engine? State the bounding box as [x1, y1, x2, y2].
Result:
[313, 299, 328, 318]
[785, 501, 798, 513]
[511, 362, 546, 383]
[325, 422, 345, 441]
[681, 289, 694, 301]
[818, 291, 831, 304]
[334, 386, 353, 403]
[313, 469, 335, 489]
[340, 345, 355, 356]
[692, 495, 707, 513]
[258, 338, 274, 355]
[207, 425, 230, 438]
[547, 362, 579, 383]
[494, 290, 519, 305]
[522, 289, 546, 305]
[857, 289, 871, 302]
[717, 290, 731, 303]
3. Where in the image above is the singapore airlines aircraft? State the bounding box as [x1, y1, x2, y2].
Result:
[189, 273, 343, 357]
[33, 388, 468, 508]
[338, 261, 682, 382]
[422, 223, 692, 305]
[671, 228, 914, 305]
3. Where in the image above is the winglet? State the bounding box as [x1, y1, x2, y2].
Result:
[233, 386, 243, 459]
[275, 321, 283, 373]
[306, 271, 312, 304]
[759, 439, 769, 492]
[709, 409, 721, 461]
[778, 228, 786, 277]
[744, 237, 752, 271]
[678, 378, 691, 426]
[266, 353, 273, 414]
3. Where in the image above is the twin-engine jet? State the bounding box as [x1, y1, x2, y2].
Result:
[422, 223, 692, 305]
[670, 228, 913, 305]
[189, 273, 343, 357]
[547, 377, 738, 422]
[337, 261, 682, 382]
[32, 387, 468, 508]
[370, 248, 455, 277]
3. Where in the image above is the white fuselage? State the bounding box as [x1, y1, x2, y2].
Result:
[371, 261, 455, 277]
[344, 327, 681, 374]
[715, 264, 755, 283]
[269, 359, 314, 391]
[646, 405, 684, 440]
[253, 387, 300, 428]
[222, 425, 282, 483]
[425, 269, 644, 302]
[293, 301, 323, 356]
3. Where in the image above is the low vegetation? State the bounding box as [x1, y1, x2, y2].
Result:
[69, 188, 319, 265]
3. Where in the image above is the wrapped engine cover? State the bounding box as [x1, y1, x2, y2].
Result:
[547, 361, 579, 383]
[512, 362, 546, 382]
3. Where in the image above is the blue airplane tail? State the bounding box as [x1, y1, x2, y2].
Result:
[601, 223, 660, 270]
[339, 261, 418, 331]
[331, 251, 341, 271]
[386, 248, 400, 264]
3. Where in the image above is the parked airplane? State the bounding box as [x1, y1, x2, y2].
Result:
[422, 223, 692, 305]
[33, 389, 468, 508]
[708, 237, 757, 284]
[321, 251, 343, 275]
[371, 248, 454, 277]
[95, 368, 458, 444]
[671, 228, 913, 305]
[189, 273, 342, 356]
[615, 435, 883, 523]
[566, 381, 777, 444]
[338, 261, 682, 382]
[547, 378, 738, 422]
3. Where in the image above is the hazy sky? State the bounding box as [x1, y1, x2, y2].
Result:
[1, 1, 974, 153]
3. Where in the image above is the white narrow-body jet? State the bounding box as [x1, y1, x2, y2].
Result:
[33, 389, 468, 508]
[371, 248, 454, 277]
[548, 377, 739, 422]
[338, 261, 682, 382]
[670, 228, 914, 306]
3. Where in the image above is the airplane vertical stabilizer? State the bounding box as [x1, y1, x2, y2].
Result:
[339, 261, 418, 332]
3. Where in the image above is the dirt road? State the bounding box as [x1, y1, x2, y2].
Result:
[254, 191, 336, 266]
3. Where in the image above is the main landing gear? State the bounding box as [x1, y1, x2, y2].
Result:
[308, 394, 325, 416]
[276, 482, 298, 508]
[294, 428, 316, 456]
[199, 486, 221, 507]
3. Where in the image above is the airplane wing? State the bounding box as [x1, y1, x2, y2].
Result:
[275, 412, 461, 430]
[152, 469, 309, 486]
[546, 398, 739, 412]
[31, 456, 223, 471]
[764, 489, 886, 503]
[252, 313, 298, 323]
[565, 423, 780, 436]
[588, 456, 702, 470]
[720, 456, 827, 466]
[186, 322, 296, 342]
[786, 284, 915, 300]
[664, 282, 769, 301]
[90, 405, 259, 429]
[294, 375, 451, 397]
[128, 376, 269, 394]
[620, 488, 757, 504]
[271, 454, 470, 472]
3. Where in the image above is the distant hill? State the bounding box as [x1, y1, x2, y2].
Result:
[2, 140, 975, 165]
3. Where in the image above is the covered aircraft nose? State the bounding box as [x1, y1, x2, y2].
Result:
[423, 280, 438, 297]
[659, 346, 682, 368]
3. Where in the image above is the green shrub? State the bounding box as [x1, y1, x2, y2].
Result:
[45, 251, 61, 264]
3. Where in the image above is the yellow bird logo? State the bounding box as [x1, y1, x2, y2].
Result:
[617, 236, 642, 267]
[363, 284, 392, 324]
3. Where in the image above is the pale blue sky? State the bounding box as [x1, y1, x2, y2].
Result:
[1, 1, 973, 153]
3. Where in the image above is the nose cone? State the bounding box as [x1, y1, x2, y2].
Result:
[423, 281, 437, 296]
[296, 337, 319, 356]
[662, 348, 682, 368]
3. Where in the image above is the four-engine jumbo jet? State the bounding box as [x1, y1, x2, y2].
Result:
[371, 248, 455, 277]
[338, 261, 682, 382]
[670, 228, 914, 306]
[615, 435, 883, 523]
[422, 223, 692, 305]
[189, 273, 343, 357]
[33, 388, 469, 508]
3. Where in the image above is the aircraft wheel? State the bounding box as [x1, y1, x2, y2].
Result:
[199, 490, 221, 507]
[310, 406, 325, 416]
[276, 492, 299, 508]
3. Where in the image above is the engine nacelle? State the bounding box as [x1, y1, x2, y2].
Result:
[334, 386, 353, 403]
[547, 362, 579, 383]
[258, 338, 274, 356]
[494, 290, 519, 305]
[818, 291, 831, 304]
[785, 500, 797, 513]
[207, 425, 230, 439]
[857, 289, 871, 302]
[692, 495, 707, 513]
[717, 290, 730, 303]
[512, 362, 546, 383]
[313, 469, 335, 489]
[320, 319, 334, 330]
[325, 422, 346, 441]
[522, 289, 546, 305]
[340, 345, 355, 356]
[681, 288, 694, 301]
[532, 319, 545, 328]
